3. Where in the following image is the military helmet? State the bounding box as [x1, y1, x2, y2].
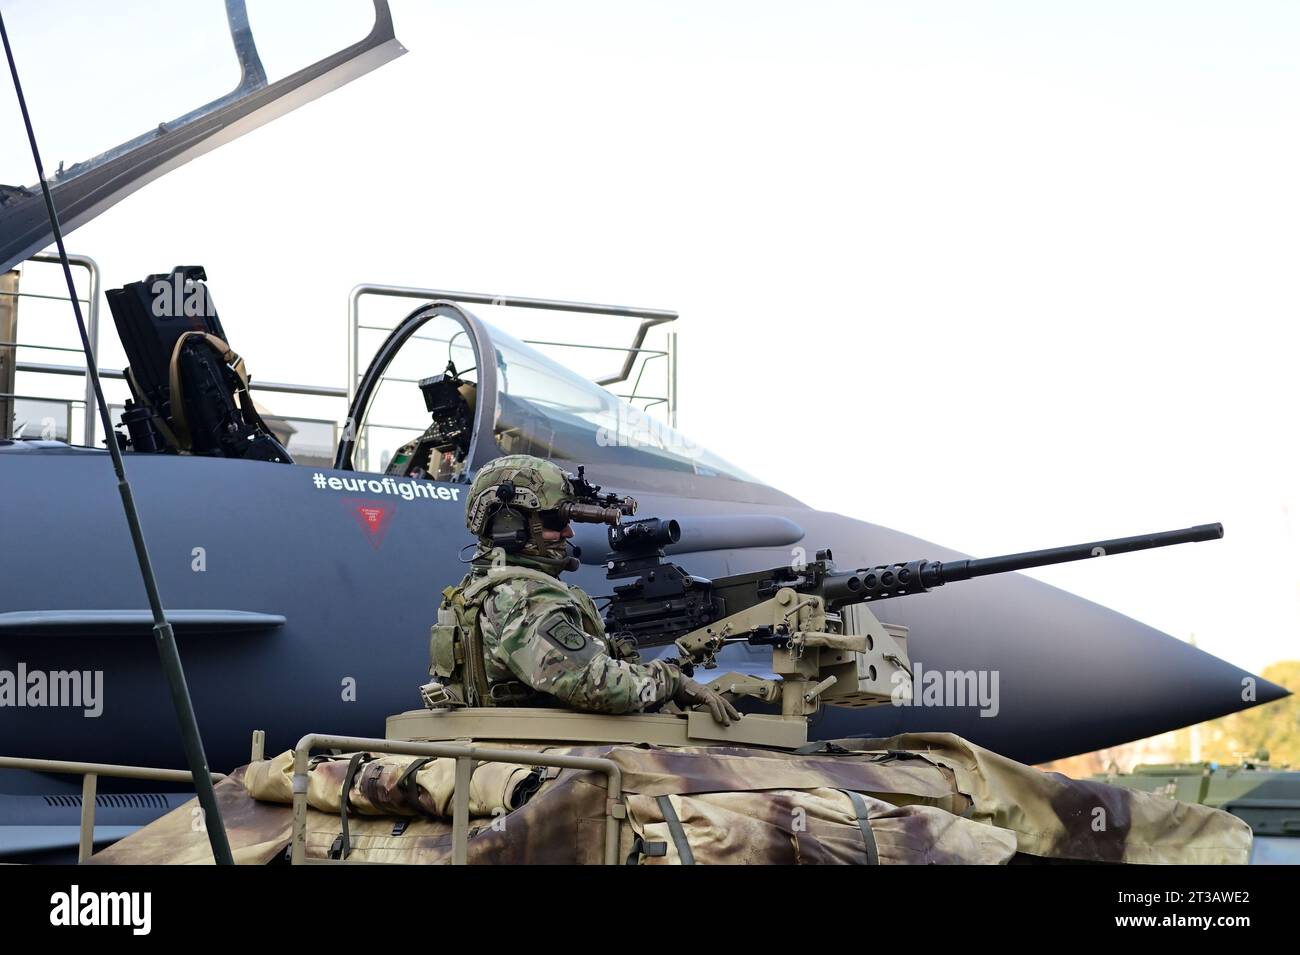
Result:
[465, 455, 637, 573]
[465, 454, 575, 537]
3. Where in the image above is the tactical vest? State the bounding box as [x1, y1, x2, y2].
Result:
[429, 565, 606, 707]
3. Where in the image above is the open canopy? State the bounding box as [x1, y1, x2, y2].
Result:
[337, 299, 783, 502]
[0, 0, 403, 274]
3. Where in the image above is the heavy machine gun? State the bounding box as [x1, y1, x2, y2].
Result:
[601, 519, 1224, 718]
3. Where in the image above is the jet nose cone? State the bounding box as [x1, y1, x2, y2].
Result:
[1254, 676, 1292, 705]
[811, 568, 1293, 764]
[780, 512, 1290, 764]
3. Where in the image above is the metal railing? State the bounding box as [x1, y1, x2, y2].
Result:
[0, 755, 226, 863]
[291, 734, 624, 865]
[7, 253, 349, 449]
[0, 391, 77, 441]
[347, 286, 679, 467]
[1, 735, 623, 865]
[1, 252, 99, 445]
[7, 259, 680, 460]
[16, 361, 348, 399]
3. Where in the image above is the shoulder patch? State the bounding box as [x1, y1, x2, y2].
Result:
[541, 615, 589, 653]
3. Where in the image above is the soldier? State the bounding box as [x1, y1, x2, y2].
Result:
[425, 454, 740, 725]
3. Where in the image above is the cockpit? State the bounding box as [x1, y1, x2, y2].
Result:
[335, 293, 761, 491]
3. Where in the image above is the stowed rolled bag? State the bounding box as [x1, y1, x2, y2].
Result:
[244, 749, 547, 818]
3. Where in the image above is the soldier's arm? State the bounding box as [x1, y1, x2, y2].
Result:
[488, 589, 683, 714]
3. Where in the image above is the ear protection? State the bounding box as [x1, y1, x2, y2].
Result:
[487, 508, 529, 551]
[485, 482, 530, 551]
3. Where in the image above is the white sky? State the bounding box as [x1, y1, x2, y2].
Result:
[3, 0, 1297, 674]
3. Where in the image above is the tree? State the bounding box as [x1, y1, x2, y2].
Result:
[1197, 660, 1300, 766]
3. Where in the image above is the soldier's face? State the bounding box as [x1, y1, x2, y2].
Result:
[540, 521, 574, 543]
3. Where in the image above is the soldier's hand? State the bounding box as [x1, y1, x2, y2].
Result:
[673, 678, 742, 726]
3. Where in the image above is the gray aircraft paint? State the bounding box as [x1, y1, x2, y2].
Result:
[0, 444, 1281, 773]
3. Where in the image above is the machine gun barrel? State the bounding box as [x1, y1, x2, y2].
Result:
[941, 522, 1222, 580]
[831, 522, 1223, 606]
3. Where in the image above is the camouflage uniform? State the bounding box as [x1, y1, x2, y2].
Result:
[450, 564, 683, 712]
[429, 455, 689, 714]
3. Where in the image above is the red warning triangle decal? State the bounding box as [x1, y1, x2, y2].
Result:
[347, 498, 395, 549]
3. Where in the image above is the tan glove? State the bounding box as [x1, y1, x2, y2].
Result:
[673, 677, 742, 726]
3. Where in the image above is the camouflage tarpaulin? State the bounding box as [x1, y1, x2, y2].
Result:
[849, 733, 1253, 864]
[625, 789, 1017, 864]
[89, 762, 612, 865]
[86, 768, 292, 866]
[601, 744, 968, 811]
[86, 734, 1252, 865]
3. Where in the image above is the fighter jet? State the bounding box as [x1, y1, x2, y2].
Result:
[0, 2, 1285, 860]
